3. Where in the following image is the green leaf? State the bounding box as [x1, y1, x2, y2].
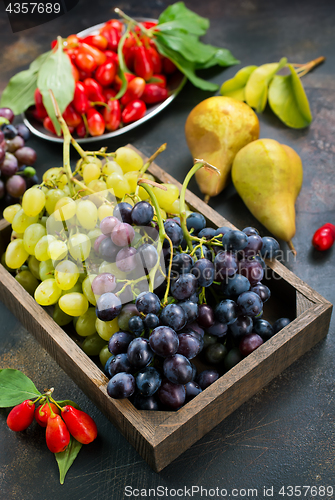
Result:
[195, 47, 239, 69]
[114, 27, 131, 101]
[158, 2, 209, 36]
[220, 65, 258, 100]
[37, 40, 75, 135]
[56, 400, 82, 411]
[0, 369, 41, 407]
[156, 31, 223, 65]
[245, 57, 287, 113]
[155, 20, 207, 36]
[55, 436, 82, 484]
[0, 50, 51, 115]
[268, 63, 312, 128]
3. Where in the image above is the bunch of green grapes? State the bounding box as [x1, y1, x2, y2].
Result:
[2, 145, 184, 366]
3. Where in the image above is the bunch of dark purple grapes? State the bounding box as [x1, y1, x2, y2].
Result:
[95, 208, 290, 411]
[0, 107, 38, 205]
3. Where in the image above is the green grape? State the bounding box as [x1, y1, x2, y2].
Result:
[98, 261, 127, 280]
[83, 163, 101, 185]
[114, 146, 143, 173]
[39, 216, 48, 228]
[28, 255, 41, 279]
[87, 228, 102, 244]
[106, 173, 130, 198]
[97, 204, 114, 221]
[39, 259, 54, 281]
[99, 344, 112, 367]
[22, 187, 46, 217]
[138, 173, 155, 201]
[87, 179, 107, 193]
[96, 317, 119, 341]
[5, 239, 29, 269]
[42, 167, 67, 189]
[1, 253, 15, 274]
[68, 233, 91, 261]
[34, 278, 62, 306]
[34, 235, 56, 261]
[81, 332, 107, 357]
[45, 189, 65, 215]
[48, 239, 68, 261]
[62, 185, 70, 196]
[15, 270, 39, 296]
[3, 204, 21, 223]
[102, 160, 123, 177]
[54, 259, 79, 290]
[118, 305, 139, 332]
[153, 184, 179, 212]
[11, 230, 23, 239]
[75, 307, 97, 337]
[61, 281, 83, 295]
[76, 199, 98, 230]
[58, 292, 88, 316]
[82, 274, 97, 305]
[54, 197, 77, 221]
[124, 171, 139, 193]
[12, 209, 39, 233]
[53, 302, 73, 326]
[23, 223, 47, 255]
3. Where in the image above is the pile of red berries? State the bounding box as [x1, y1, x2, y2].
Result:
[32, 19, 177, 138]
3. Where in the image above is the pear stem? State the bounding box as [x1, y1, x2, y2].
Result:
[287, 240, 297, 256]
[204, 194, 210, 204]
[293, 56, 325, 78]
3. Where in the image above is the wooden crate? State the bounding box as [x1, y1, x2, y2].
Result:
[0, 147, 332, 472]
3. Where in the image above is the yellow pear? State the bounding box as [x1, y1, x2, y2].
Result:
[231, 138, 303, 246]
[184, 96, 259, 201]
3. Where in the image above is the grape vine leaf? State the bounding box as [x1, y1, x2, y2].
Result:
[55, 436, 82, 484]
[0, 51, 51, 115]
[220, 65, 258, 101]
[0, 369, 41, 407]
[268, 63, 312, 128]
[37, 39, 75, 135]
[245, 57, 287, 112]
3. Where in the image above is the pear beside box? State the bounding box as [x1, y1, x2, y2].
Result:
[0, 146, 332, 472]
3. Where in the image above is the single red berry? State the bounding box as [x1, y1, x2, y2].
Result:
[46, 414, 70, 453]
[35, 402, 60, 427]
[86, 108, 105, 136]
[121, 99, 146, 124]
[312, 224, 335, 251]
[7, 400, 35, 432]
[61, 405, 98, 445]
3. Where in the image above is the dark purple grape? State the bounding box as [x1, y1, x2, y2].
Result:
[113, 202, 133, 224]
[179, 300, 198, 324]
[224, 348, 243, 370]
[241, 234, 263, 258]
[163, 354, 193, 385]
[196, 369, 219, 390]
[117, 304, 140, 331]
[171, 273, 198, 300]
[191, 258, 214, 287]
[106, 353, 133, 377]
[239, 333, 263, 356]
[91, 273, 116, 295]
[177, 332, 203, 359]
[131, 201, 154, 225]
[135, 292, 161, 315]
[0, 107, 14, 123]
[6, 135, 24, 153]
[214, 251, 238, 282]
[127, 337, 153, 369]
[108, 331, 135, 355]
[242, 226, 259, 236]
[205, 343, 227, 364]
[197, 227, 216, 240]
[250, 283, 271, 302]
[99, 237, 119, 262]
[14, 146, 37, 165]
[171, 253, 194, 278]
[1, 123, 17, 139]
[215, 299, 238, 325]
[214, 226, 232, 238]
[107, 372, 135, 399]
[254, 254, 266, 270]
[163, 219, 183, 247]
[1, 152, 18, 176]
[273, 317, 291, 333]
[143, 313, 159, 330]
[104, 356, 114, 376]
[193, 243, 212, 262]
[221, 273, 250, 297]
[239, 258, 264, 285]
[96, 292, 122, 321]
[157, 379, 186, 409]
[137, 243, 158, 273]
[260, 237, 280, 259]
[136, 367, 161, 396]
[116, 246, 138, 272]
[133, 393, 160, 410]
[100, 215, 120, 235]
[229, 315, 253, 340]
[222, 230, 248, 251]
[0, 179, 4, 199]
[236, 291, 263, 317]
[149, 326, 179, 357]
[186, 212, 206, 234]
[160, 303, 187, 331]
[128, 315, 144, 336]
[187, 322, 204, 337]
[16, 123, 30, 141]
[94, 234, 107, 254]
[5, 175, 26, 198]
[253, 319, 274, 340]
[203, 333, 218, 348]
[185, 380, 202, 401]
[197, 304, 215, 328]
[207, 322, 228, 338]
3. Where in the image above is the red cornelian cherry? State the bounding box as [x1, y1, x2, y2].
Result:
[35, 402, 60, 427]
[46, 414, 70, 453]
[7, 400, 35, 432]
[312, 223, 335, 251]
[61, 405, 98, 445]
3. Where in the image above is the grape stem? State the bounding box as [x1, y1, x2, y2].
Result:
[134, 143, 167, 197]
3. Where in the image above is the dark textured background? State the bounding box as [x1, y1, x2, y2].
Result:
[0, 0, 334, 498]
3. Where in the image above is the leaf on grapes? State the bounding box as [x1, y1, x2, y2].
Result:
[220, 65, 258, 101]
[157, 2, 209, 36]
[0, 50, 51, 115]
[245, 57, 287, 113]
[37, 40, 75, 136]
[0, 369, 41, 407]
[56, 400, 82, 411]
[268, 63, 312, 128]
[55, 436, 82, 484]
